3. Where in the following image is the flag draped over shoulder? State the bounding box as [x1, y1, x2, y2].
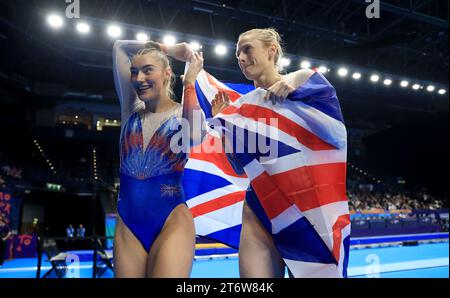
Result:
[182, 69, 350, 277]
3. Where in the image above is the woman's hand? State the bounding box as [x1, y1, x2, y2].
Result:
[263, 80, 295, 105]
[165, 42, 194, 62]
[212, 91, 230, 116]
[184, 52, 204, 86]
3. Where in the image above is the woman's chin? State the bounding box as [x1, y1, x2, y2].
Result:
[242, 70, 257, 81]
[137, 93, 157, 102]
[244, 74, 257, 82]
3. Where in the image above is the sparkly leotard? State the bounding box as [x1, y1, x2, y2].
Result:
[117, 105, 187, 251]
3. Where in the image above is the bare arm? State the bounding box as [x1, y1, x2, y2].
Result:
[182, 52, 206, 148]
[287, 69, 315, 89]
[112, 40, 147, 120]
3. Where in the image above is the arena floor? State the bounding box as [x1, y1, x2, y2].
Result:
[0, 241, 448, 278]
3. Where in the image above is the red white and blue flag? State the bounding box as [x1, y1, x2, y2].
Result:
[182, 70, 252, 248]
[182, 69, 350, 277]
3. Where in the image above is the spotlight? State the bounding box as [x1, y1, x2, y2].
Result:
[438, 89, 447, 95]
[163, 35, 177, 45]
[47, 14, 64, 29]
[427, 85, 435, 92]
[318, 66, 328, 73]
[412, 84, 420, 90]
[76, 22, 90, 34]
[215, 44, 227, 56]
[370, 74, 380, 82]
[337, 68, 348, 77]
[189, 42, 202, 51]
[383, 79, 392, 86]
[107, 25, 122, 38]
[400, 80, 409, 88]
[281, 58, 291, 67]
[136, 32, 149, 41]
[352, 72, 361, 80]
[300, 60, 311, 69]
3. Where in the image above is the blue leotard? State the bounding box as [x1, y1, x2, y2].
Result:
[118, 110, 186, 252]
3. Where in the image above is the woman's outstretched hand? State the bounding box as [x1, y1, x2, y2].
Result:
[212, 91, 230, 117]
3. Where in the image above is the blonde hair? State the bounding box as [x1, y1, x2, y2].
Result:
[238, 28, 285, 72]
[133, 41, 176, 100]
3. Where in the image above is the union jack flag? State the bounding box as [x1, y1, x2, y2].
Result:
[182, 68, 350, 277]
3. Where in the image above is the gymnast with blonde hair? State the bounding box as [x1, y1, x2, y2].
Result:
[112, 40, 204, 277]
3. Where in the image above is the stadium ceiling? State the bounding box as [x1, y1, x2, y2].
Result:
[0, 0, 448, 85]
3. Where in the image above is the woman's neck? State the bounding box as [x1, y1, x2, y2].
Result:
[254, 69, 282, 89]
[144, 95, 176, 113]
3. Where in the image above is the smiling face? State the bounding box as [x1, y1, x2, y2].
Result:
[130, 53, 172, 102]
[236, 34, 278, 81]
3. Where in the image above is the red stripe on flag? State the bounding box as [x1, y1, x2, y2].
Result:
[251, 162, 347, 219]
[331, 214, 350, 262]
[251, 172, 293, 219]
[188, 135, 247, 178]
[274, 162, 348, 212]
[220, 105, 239, 115]
[205, 72, 241, 103]
[190, 191, 246, 218]
[222, 103, 336, 151]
